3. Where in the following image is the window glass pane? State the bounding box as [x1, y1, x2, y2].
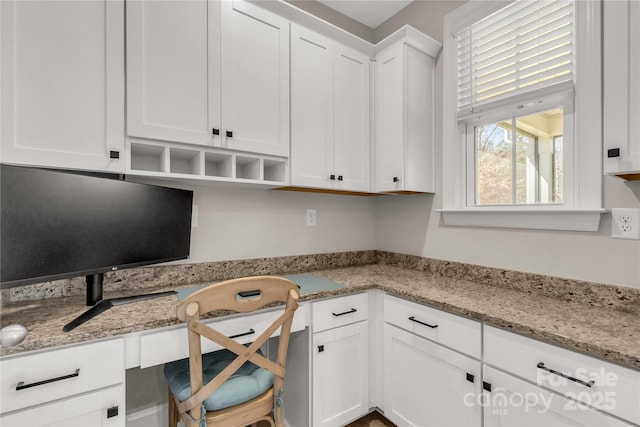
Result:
[476, 124, 513, 205]
[475, 107, 563, 206]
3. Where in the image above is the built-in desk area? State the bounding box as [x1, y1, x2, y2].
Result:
[2, 262, 639, 427]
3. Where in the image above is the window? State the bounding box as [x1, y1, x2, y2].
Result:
[441, 0, 604, 231]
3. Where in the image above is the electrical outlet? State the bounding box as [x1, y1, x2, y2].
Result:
[306, 209, 317, 227]
[611, 208, 640, 240]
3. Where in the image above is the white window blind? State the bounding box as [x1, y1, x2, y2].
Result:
[456, 0, 575, 121]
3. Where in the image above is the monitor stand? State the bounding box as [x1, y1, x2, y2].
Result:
[62, 273, 176, 332]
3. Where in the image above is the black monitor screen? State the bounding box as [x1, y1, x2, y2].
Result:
[1, 164, 193, 288]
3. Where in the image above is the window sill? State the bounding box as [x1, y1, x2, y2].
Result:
[437, 209, 607, 232]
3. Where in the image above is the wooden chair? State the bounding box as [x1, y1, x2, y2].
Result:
[164, 276, 300, 427]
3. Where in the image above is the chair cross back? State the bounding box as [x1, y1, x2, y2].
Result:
[171, 276, 300, 427]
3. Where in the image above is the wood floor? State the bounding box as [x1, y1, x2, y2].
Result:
[345, 411, 396, 427]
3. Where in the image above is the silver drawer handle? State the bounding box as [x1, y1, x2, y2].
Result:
[16, 368, 80, 391]
[408, 316, 438, 329]
[332, 308, 357, 317]
[536, 362, 595, 388]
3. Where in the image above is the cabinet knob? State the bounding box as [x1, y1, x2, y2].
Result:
[109, 150, 120, 159]
[212, 128, 220, 135]
[466, 373, 475, 383]
[607, 148, 620, 158]
[337, 175, 343, 181]
[330, 174, 336, 180]
[393, 177, 399, 183]
[482, 381, 492, 392]
[318, 345, 324, 353]
[226, 131, 233, 138]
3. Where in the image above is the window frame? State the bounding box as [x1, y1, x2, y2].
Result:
[439, 0, 604, 232]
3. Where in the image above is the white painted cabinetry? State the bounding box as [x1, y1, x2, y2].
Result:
[482, 366, 634, 427]
[0, 338, 125, 427]
[374, 27, 441, 193]
[604, 0, 640, 180]
[382, 295, 482, 426]
[291, 25, 371, 192]
[311, 293, 370, 426]
[484, 326, 640, 426]
[126, 0, 289, 158]
[0, 0, 125, 173]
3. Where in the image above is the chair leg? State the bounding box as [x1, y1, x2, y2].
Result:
[168, 387, 179, 427]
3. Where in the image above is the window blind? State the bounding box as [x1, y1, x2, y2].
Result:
[456, 0, 575, 121]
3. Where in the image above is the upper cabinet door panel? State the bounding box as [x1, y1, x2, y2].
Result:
[374, 44, 405, 192]
[220, 0, 290, 157]
[0, 0, 124, 172]
[126, 0, 213, 146]
[333, 47, 370, 192]
[290, 25, 334, 188]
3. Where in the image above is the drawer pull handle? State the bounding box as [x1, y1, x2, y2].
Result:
[536, 362, 595, 388]
[16, 368, 80, 391]
[229, 328, 255, 339]
[332, 308, 357, 317]
[408, 316, 438, 329]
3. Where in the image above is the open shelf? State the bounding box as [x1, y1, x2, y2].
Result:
[204, 152, 233, 178]
[263, 159, 286, 182]
[130, 143, 166, 173]
[236, 156, 261, 180]
[127, 140, 288, 187]
[170, 148, 201, 175]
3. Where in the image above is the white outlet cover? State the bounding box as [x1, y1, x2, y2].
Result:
[611, 208, 640, 240]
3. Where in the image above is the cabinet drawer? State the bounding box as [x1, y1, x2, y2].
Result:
[140, 304, 307, 368]
[311, 293, 368, 333]
[383, 294, 481, 358]
[0, 338, 124, 415]
[484, 326, 640, 425]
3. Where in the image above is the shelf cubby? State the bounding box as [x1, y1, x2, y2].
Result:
[169, 148, 201, 175]
[236, 156, 261, 180]
[263, 159, 286, 182]
[130, 142, 166, 173]
[204, 152, 233, 178]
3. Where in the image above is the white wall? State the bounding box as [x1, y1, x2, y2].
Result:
[185, 185, 376, 263]
[372, 1, 640, 288]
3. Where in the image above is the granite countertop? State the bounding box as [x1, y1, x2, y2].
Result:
[1, 264, 639, 372]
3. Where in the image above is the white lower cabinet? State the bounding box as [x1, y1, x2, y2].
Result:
[482, 366, 634, 427]
[312, 294, 369, 427]
[0, 338, 125, 426]
[382, 323, 481, 426]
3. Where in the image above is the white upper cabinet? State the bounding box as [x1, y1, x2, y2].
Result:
[126, 0, 289, 158]
[219, 1, 290, 157]
[291, 25, 370, 192]
[604, 0, 640, 180]
[0, 0, 125, 173]
[374, 27, 441, 193]
[126, 0, 214, 146]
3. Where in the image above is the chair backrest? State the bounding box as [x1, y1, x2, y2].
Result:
[175, 276, 300, 419]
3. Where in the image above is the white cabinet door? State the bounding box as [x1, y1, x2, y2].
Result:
[383, 324, 481, 427]
[220, 0, 289, 157]
[333, 46, 370, 193]
[290, 24, 370, 192]
[290, 25, 334, 189]
[0, 0, 124, 172]
[483, 366, 634, 427]
[374, 38, 437, 193]
[126, 0, 217, 146]
[374, 42, 405, 193]
[0, 385, 125, 427]
[312, 321, 369, 427]
[604, 0, 640, 178]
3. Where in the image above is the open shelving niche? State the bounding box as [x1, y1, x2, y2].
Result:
[127, 140, 288, 187]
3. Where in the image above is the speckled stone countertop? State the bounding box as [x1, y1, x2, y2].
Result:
[1, 259, 639, 372]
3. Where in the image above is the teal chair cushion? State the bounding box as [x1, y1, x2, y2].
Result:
[164, 349, 275, 411]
